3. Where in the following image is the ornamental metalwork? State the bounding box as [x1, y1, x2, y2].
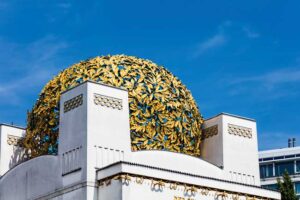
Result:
[228, 124, 252, 138]
[135, 177, 144, 184]
[215, 191, 228, 200]
[99, 173, 271, 200]
[94, 93, 122, 110]
[25, 55, 203, 157]
[170, 182, 178, 190]
[202, 125, 218, 139]
[7, 135, 24, 147]
[63, 94, 83, 113]
[184, 185, 197, 196]
[151, 179, 165, 191]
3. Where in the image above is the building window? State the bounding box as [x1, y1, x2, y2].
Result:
[262, 184, 278, 191]
[285, 154, 296, 159]
[263, 157, 273, 161]
[274, 156, 284, 160]
[296, 160, 300, 173]
[260, 164, 274, 178]
[275, 161, 295, 176]
[295, 182, 300, 194]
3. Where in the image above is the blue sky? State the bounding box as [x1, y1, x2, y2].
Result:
[0, 0, 299, 150]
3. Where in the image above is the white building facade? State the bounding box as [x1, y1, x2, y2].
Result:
[259, 143, 300, 198]
[0, 81, 280, 200]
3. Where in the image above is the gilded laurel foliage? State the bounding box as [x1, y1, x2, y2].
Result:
[25, 55, 204, 157]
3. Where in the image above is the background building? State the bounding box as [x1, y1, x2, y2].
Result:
[259, 139, 300, 198]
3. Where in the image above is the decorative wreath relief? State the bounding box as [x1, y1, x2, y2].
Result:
[25, 55, 203, 157]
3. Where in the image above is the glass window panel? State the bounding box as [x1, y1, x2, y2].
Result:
[262, 184, 278, 191]
[285, 154, 295, 159]
[260, 165, 265, 178]
[296, 160, 300, 173]
[260, 164, 273, 178]
[275, 161, 295, 176]
[295, 182, 300, 194]
[274, 156, 284, 160]
[263, 157, 273, 161]
[267, 164, 273, 177]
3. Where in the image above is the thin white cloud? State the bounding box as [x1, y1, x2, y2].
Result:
[0, 35, 69, 104]
[192, 22, 261, 58]
[26, 35, 68, 64]
[243, 27, 260, 39]
[226, 68, 300, 100]
[232, 68, 300, 85]
[196, 34, 226, 55]
[0, 69, 54, 93]
[192, 21, 231, 58]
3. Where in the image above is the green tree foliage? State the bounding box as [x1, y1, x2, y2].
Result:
[277, 170, 297, 200]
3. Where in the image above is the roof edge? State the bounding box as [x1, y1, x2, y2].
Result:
[204, 112, 256, 122]
[0, 123, 25, 130]
[259, 146, 300, 154]
[60, 80, 128, 95]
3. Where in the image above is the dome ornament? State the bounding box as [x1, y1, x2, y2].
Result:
[25, 55, 204, 157]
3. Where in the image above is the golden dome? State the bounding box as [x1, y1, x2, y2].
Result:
[25, 55, 204, 157]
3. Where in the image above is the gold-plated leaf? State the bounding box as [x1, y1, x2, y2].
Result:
[25, 55, 204, 158]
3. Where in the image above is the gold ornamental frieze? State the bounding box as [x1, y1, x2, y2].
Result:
[99, 173, 273, 200]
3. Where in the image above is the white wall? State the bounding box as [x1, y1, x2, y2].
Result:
[0, 124, 26, 176]
[59, 83, 88, 190]
[58, 80, 131, 199]
[130, 150, 225, 180]
[222, 114, 260, 186]
[200, 115, 224, 168]
[200, 113, 260, 186]
[86, 81, 131, 180]
[0, 155, 61, 200]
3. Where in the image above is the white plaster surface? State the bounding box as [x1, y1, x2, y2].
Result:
[129, 150, 225, 179]
[201, 114, 260, 186]
[201, 115, 224, 168]
[0, 124, 26, 176]
[0, 155, 61, 200]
